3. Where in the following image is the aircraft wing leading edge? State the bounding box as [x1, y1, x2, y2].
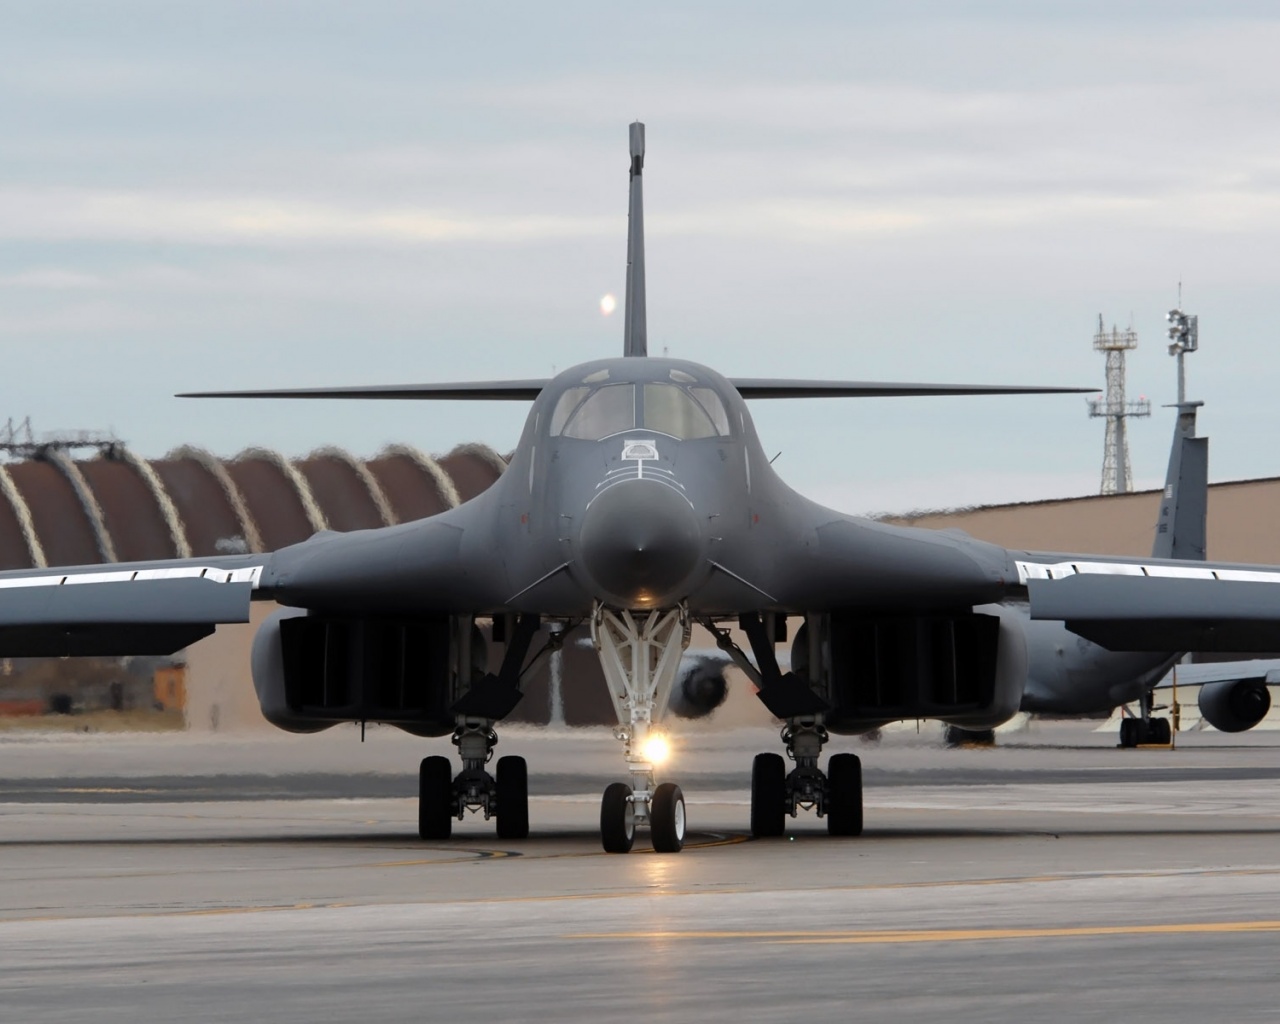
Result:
[178, 381, 551, 401]
[1025, 569, 1280, 653]
[0, 561, 265, 657]
[181, 379, 1095, 402]
[728, 380, 1097, 399]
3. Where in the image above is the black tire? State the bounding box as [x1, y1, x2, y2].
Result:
[600, 782, 635, 853]
[750, 752, 787, 838]
[1118, 718, 1140, 748]
[651, 782, 686, 853]
[495, 755, 529, 840]
[945, 726, 996, 747]
[418, 755, 454, 840]
[826, 752, 863, 837]
[1147, 718, 1172, 745]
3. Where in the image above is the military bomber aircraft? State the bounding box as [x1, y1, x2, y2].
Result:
[5, 124, 1280, 853]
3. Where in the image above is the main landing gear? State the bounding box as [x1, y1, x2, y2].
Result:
[944, 725, 997, 747]
[417, 613, 562, 842]
[592, 604, 691, 853]
[750, 718, 863, 838]
[418, 718, 530, 841]
[1118, 689, 1172, 748]
[702, 613, 863, 839]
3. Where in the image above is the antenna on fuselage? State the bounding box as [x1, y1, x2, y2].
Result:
[624, 121, 647, 357]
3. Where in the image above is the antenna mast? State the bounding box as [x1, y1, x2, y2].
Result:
[1166, 305, 1199, 405]
[1088, 315, 1150, 494]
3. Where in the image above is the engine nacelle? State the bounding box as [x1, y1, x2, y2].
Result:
[250, 608, 460, 736]
[668, 654, 730, 719]
[252, 609, 330, 733]
[1198, 678, 1272, 732]
[820, 607, 1027, 734]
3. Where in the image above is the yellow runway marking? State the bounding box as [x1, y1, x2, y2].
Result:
[570, 920, 1280, 946]
[182, 903, 316, 917]
[456, 865, 1280, 906]
[821, 865, 1280, 894]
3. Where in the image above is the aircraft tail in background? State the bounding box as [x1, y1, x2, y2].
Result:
[1151, 401, 1208, 561]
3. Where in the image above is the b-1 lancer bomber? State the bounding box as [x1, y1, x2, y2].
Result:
[6, 124, 1280, 854]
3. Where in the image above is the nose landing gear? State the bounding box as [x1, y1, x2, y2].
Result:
[592, 604, 691, 853]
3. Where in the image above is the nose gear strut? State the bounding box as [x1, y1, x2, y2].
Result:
[591, 603, 691, 853]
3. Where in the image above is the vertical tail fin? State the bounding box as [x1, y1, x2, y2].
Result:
[1151, 401, 1208, 560]
[623, 121, 647, 357]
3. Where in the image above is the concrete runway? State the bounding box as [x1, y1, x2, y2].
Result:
[2, 722, 1279, 1021]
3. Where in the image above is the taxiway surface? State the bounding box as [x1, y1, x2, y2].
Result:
[1, 722, 1278, 1022]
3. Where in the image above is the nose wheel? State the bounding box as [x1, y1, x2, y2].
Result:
[650, 782, 686, 852]
[600, 782, 637, 853]
[600, 781, 686, 854]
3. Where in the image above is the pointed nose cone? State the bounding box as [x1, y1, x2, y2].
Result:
[578, 480, 703, 608]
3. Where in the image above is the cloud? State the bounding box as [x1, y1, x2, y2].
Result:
[4, 175, 1279, 251]
[0, 187, 617, 246]
[0, 269, 104, 289]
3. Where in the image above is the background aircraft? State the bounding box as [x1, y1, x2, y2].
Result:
[5, 124, 1280, 855]
[1007, 398, 1272, 745]
[941, 392, 1268, 745]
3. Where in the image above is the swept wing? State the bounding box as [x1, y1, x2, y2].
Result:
[181, 379, 1091, 402]
[1021, 557, 1280, 652]
[0, 557, 266, 656]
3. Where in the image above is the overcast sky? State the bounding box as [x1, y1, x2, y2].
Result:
[2, 2, 1279, 516]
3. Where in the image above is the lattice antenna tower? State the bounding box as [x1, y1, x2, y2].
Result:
[0, 418, 120, 462]
[1088, 315, 1150, 494]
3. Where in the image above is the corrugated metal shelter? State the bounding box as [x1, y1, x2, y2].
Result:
[0, 442, 507, 569]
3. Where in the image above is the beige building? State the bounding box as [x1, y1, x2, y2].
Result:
[880, 477, 1280, 564]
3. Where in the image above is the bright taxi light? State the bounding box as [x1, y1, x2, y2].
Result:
[640, 733, 671, 765]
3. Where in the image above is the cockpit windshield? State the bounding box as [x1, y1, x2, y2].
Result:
[548, 371, 733, 441]
[554, 384, 636, 440]
[644, 384, 723, 439]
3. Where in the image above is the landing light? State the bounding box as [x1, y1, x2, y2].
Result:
[641, 733, 671, 765]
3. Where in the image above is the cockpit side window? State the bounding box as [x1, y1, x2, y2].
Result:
[558, 384, 636, 440]
[690, 387, 732, 437]
[643, 383, 722, 440]
[549, 387, 589, 436]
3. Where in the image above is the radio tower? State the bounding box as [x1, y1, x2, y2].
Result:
[1088, 315, 1150, 494]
